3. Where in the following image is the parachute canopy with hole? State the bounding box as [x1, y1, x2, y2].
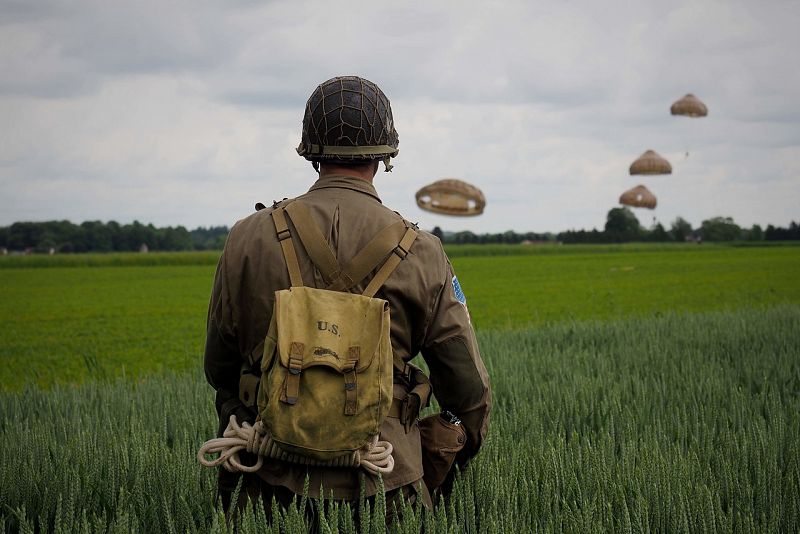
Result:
[629, 150, 672, 175]
[619, 185, 657, 209]
[670, 93, 708, 118]
[415, 179, 486, 216]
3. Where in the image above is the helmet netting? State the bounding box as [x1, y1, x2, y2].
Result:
[299, 76, 398, 161]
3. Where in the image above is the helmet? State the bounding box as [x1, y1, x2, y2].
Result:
[296, 76, 399, 171]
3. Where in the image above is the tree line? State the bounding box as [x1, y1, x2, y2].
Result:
[0, 220, 229, 253]
[432, 227, 556, 245]
[1, 210, 797, 253]
[435, 208, 799, 245]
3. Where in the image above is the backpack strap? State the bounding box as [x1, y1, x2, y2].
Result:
[284, 201, 349, 287]
[362, 225, 418, 298]
[271, 205, 304, 287]
[327, 219, 407, 292]
[360, 223, 417, 375]
[284, 201, 415, 295]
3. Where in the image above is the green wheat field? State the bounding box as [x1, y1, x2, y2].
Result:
[1, 243, 799, 532]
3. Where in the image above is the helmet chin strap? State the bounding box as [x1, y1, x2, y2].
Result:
[312, 161, 320, 173]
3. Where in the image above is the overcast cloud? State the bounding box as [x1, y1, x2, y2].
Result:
[1, 0, 798, 233]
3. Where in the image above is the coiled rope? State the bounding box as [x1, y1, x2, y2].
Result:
[197, 416, 394, 476]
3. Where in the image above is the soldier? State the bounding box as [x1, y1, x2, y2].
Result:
[203, 76, 491, 520]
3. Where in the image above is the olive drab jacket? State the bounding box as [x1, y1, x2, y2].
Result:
[204, 174, 491, 503]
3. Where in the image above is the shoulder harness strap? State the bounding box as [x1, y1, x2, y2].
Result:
[360, 223, 418, 375]
[271, 203, 304, 287]
[362, 225, 418, 298]
[327, 219, 407, 292]
[284, 201, 346, 287]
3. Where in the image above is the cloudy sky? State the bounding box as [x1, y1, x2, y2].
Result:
[1, 0, 798, 233]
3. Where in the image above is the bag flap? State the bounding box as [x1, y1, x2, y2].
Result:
[274, 286, 388, 373]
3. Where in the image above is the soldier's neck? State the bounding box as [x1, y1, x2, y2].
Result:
[319, 162, 378, 183]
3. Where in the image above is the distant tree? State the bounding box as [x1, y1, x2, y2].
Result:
[157, 226, 192, 250]
[502, 230, 517, 244]
[191, 226, 229, 250]
[670, 217, 693, 242]
[604, 207, 641, 242]
[57, 220, 84, 251]
[108, 221, 123, 250]
[81, 220, 113, 252]
[431, 226, 444, 241]
[119, 221, 153, 251]
[647, 222, 670, 242]
[765, 221, 800, 241]
[746, 224, 763, 241]
[558, 228, 606, 244]
[453, 231, 477, 244]
[700, 216, 742, 241]
[7, 222, 40, 250]
[36, 231, 58, 253]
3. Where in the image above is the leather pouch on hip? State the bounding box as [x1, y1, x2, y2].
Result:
[419, 414, 467, 491]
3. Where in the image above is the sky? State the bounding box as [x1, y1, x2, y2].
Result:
[1, 0, 798, 234]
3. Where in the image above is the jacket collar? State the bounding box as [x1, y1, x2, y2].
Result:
[308, 174, 382, 203]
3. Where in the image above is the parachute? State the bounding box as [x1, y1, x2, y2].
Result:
[619, 185, 657, 209]
[670, 94, 708, 118]
[629, 150, 672, 175]
[415, 179, 485, 216]
[671, 93, 708, 157]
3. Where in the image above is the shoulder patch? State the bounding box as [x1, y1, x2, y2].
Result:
[452, 275, 467, 305]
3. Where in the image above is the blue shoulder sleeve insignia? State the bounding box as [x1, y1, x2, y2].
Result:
[452, 275, 467, 306]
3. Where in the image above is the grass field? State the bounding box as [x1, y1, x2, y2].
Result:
[1, 307, 798, 532]
[1, 244, 799, 532]
[1, 244, 798, 389]
[0, 265, 210, 389]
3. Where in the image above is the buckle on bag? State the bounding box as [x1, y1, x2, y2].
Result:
[393, 243, 409, 259]
[283, 342, 304, 405]
[343, 347, 359, 415]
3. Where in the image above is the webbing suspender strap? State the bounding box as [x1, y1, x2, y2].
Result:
[328, 220, 407, 292]
[284, 202, 347, 287]
[271, 207, 303, 287]
[282, 201, 418, 296]
[362, 226, 418, 298]
[360, 225, 417, 373]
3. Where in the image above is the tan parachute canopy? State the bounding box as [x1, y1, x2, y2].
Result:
[415, 179, 486, 216]
[619, 185, 657, 209]
[670, 93, 708, 117]
[629, 150, 672, 175]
